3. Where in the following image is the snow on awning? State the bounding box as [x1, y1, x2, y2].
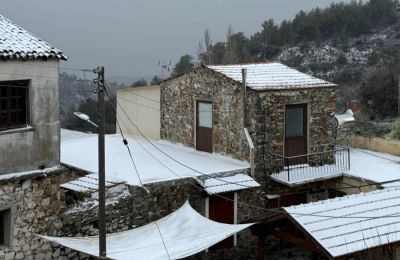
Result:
[39, 201, 253, 260]
[197, 174, 260, 195]
[284, 188, 400, 258]
[60, 174, 125, 193]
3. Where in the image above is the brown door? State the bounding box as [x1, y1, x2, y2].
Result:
[209, 192, 234, 249]
[285, 104, 307, 164]
[196, 100, 213, 153]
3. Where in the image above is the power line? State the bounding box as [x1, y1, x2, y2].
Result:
[350, 147, 400, 164]
[104, 84, 400, 220]
[155, 221, 171, 260]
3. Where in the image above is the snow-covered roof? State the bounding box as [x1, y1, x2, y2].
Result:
[60, 174, 125, 193]
[206, 62, 336, 90]
[197, 174, 260, 195]
[61, 129, 249, 186]
[40, 201, 253, 260]
[0, 14, 66, 60]
[284, 188, 400, 258]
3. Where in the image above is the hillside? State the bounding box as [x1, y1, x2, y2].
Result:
[189, 0, 400, 119]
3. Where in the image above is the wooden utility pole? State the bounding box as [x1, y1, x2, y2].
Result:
[398, 74, 400, 116]
[95, 66, 107, 259]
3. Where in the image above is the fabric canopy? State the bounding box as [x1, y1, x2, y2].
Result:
[40, 201, 253, 260]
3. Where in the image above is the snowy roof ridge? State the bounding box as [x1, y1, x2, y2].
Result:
[284, 188, 400, 257]
[0, 14, 67, 60]
[206, 62, 336, 90]
[288, 187, 400, 209]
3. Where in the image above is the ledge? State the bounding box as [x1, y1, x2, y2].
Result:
[0, 165, 65, 185]
[0, 126, 34, 136]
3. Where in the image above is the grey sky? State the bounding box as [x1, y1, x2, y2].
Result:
[2, 0, 351, 79]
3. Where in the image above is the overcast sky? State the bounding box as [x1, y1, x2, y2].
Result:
[2, 0, 351, 79]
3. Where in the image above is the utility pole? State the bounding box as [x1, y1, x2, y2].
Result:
[398, 74, 400, 116]
[94, 66, 107, 259]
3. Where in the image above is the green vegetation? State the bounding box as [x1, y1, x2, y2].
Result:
[193, 0, 398, 64]
[172, 54, 195, 76]
[387, 118, 400, 139]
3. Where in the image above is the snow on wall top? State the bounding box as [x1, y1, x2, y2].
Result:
[284, 188, 400, 258]
[0, 14, 66, 60]
[61, 129, 249, 186]
[206, 62, 336, 90]
[197, 174, 260, 195]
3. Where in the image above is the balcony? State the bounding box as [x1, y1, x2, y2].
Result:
[269, 147, 350, 186]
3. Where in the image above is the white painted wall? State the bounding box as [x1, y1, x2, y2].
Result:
[116, 85, 160, 139]
[0, 59, 60, 174]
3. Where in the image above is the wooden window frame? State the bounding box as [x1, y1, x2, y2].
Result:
[0, 80, 30, 131]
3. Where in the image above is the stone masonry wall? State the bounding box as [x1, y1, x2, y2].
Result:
[61, 173, 266, 260]
[0, 167, 84, 260]
[0, 166, 265, 260]
[247, 87, 336, 178]
[161, 67, 249, 161]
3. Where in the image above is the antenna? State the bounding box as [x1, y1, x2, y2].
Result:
[157, 60, 171, 80]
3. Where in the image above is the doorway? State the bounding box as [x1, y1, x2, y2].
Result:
[284, 104, 308, 164]
[196, 100, 213, 153]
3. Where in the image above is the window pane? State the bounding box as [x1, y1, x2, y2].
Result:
[11, 98, 17, 109]
[0, 99, 6, 110]
[0, 87, 6, 97]
[286, 107, 304, 137]
[198, 102, 212, 128]
[0, 112, 6, 125]
[0, 81, 29, 130]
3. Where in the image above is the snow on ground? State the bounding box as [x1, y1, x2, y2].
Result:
[60, 129, 249, 186]
[271, 148, 400, 186]
[346, 148, 400, 184]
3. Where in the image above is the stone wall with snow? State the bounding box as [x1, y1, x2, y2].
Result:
[61, 173, 265, 260]
[0, 167, 85, 260]
[161, 66, 248, 161]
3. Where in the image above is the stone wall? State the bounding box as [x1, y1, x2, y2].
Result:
[161, 67, 248, 161]
[246, 87, 337, 177]
[61, 173, 266, 260]
[0, 167, 84, 260]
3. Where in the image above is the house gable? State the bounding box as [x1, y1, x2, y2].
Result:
[161, 66, 248, 161]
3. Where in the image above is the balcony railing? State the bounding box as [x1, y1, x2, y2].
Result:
[269, 147, 350, 185]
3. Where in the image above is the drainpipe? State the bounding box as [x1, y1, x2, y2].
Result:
[241, 68, 247, 127]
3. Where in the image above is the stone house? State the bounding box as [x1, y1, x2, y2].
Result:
[161, 62, 365, 208]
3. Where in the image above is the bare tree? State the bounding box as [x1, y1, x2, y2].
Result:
[223, 24, 237, 64]
[204, 29, 212, 64]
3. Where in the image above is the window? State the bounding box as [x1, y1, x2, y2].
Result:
[0, 208, 12, 247]
[0, 80, 29, 131]
[285, 106, 305, 137]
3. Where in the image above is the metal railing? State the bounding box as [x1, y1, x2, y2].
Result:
[269, 147, 350, 182]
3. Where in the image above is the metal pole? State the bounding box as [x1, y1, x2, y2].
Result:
[96, 66, 107, 259]
[242, 68, 247, 128]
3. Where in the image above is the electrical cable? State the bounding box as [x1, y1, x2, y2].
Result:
[103, 84, 400, 220]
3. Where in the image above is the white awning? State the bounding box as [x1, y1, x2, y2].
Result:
[60, 174, 125, 193]
[197, 174, 260, 195]
[284, 188, 400, 258]
[39, 201, 253, 260]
